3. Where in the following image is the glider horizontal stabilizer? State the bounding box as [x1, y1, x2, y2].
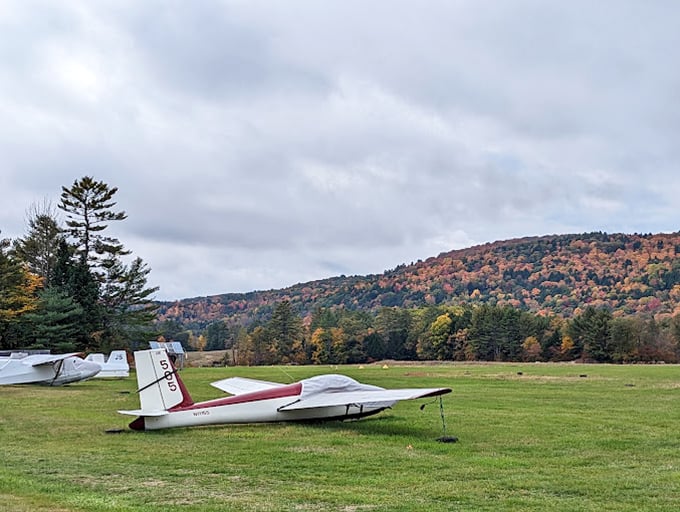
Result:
[211, 377, 285, 395]
[118, 409, 169, 417]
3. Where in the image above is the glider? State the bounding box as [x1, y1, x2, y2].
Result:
[0, 352, 101, 386]
[85, 350, 130, 378]
[119, 348, 452, 431]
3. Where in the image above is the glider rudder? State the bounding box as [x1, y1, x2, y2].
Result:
[127, 349, 193, 429]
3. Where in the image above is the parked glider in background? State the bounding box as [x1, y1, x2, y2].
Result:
[119, 348, 452, 431]
[85, 350, 130, 378]
[0, 352, 101, 386]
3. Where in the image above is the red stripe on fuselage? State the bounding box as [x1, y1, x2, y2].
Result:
[169, 382, 303, 412]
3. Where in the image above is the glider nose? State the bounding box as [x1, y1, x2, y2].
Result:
[79, 359, 102, 380]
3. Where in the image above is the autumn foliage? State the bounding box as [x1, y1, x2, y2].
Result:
[158, 232, 680, 328]
[156, 232, 680, 364]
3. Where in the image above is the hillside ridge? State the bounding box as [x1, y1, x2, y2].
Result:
[156, 231, 680, 330]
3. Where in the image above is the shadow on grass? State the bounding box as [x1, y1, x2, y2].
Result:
[107, 414, 447, 440]
[309, 415, 447, 439]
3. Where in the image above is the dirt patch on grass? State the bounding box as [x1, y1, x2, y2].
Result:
[0, 494, 72, 512]
[184, 350, 230, 367]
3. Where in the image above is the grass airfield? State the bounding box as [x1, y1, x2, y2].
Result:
[1, 362, 678, 511]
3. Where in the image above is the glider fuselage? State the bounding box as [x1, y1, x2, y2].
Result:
[130, 382, 387, 430]
[0, 354, 101, 386]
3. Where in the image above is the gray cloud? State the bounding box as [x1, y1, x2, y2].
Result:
[1, 1, 679, 299]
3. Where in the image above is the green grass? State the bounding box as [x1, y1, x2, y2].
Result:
[1, 363, 679, 511]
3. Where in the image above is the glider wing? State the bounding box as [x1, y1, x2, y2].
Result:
[24, 353, 81, 367]
[278, 387, 451, 411]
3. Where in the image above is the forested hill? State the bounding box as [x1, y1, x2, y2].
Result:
[156, 232, 680, 331]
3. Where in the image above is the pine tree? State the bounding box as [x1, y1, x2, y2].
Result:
[204, 320, 229, 351]
[22, 287, 84, 352]
[568, 306, 612, 362]
[51, 239, 102, 348]
[59, 176, 129, 275]
[375, 307, 413, 360]
[363, 330, 387, 361]
[58, 177, 158, 350]
[99, 256, 158, 349]
[267, 301, 303, 363]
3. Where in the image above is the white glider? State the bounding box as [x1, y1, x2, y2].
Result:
[0, 352, 101, 386]
[119, 348, 451, 431]
[85, 350, 130, 378]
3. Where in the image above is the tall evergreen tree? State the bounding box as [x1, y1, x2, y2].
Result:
[267, 301, 303, 363]
[59, 176, 129, 275]
[375, 307, 414, 360]
[468, 305, 525, 361]
[568, 306, 613, 362]
[58, 177, 157, 349]
[609, 317, 638, 363]
[204, 320, 229, 351]
[363, 330, 387, 361]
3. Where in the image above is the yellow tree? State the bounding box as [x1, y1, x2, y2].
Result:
[0, 267, 41, 322]
[310, 327, 333, 364]
[560, 335, 575, 360]
[522, 336, 541, 361]
[417, 313, 453, 360]
[0, 244, 42, 348]
[329, 327, 348, 363]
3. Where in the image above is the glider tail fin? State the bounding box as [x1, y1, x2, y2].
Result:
[135, 348, 194, 412]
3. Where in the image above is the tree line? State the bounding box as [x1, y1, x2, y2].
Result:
[4, 180, 680, 364]
[159, 301, 680, 365]
[0, 177, 158, 353]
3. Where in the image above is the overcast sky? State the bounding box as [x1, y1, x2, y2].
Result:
[1, 1, 679, 301]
